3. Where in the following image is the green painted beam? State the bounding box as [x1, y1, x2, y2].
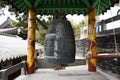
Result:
[37, 8, 87, 12]
[34, 0, 41, 8]
[96, 7, 105, 15]
[13, 0, 22, 5]
[36, 4, 86, 9]
[37, 9, 87, 15]
[10, 0, 18, 3]
[96, 4, 101, 15]
[84, 0, 91, 7]
[104, 0, 110, 5]
[63, 0, 66, 5]
[43, 0, 47, 5]
[92, 0, 99, 8]
[71, 0, 76, 5]
[98, 9, 102, 15]
[96, 0, 110, 15]
[48, 0, 51, 5]
[17, 2, 26, 8]
[99, 6, 105, 11]
[24, 0, 32, 8]
[58, 0, 61, 5]
[40, 0, 44, 5]
[67, 0, 71, 5]
[76, 0, 80, 4]
[53, 0, 56, 5]
[21, 5, 28, 12]
[24, 8, 29, 15]
[102, 2, 109, 8]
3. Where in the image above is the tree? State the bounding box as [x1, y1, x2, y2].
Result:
[12, 15, 53, 44]
[0, 1, 87, 42]
[12, 15, 28, 39]
[36, 16, 52, 44]
[0, 1, 29, 39]
[69, 19, 86, 40]
[0, 1, 53, 44]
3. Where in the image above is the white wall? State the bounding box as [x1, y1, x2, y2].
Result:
[99, 6, 120, 30]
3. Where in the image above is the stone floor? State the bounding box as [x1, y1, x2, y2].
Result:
[15, 65, 120, 80]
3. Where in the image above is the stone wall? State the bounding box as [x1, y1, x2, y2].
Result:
[75, 28, 120, 74]
[75, 39, 88, 58]
[76, 28, 120, 57]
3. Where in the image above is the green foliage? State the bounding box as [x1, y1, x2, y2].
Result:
[72, 25, 80, 39]
[36, 25, 46, 44]
[36, 16, 52, 44]
[70, 20, 87, 39]
[12, 15, 28, 39]
[0, 0, 86, 41]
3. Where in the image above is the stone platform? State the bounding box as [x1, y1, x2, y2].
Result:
[15, 65, 120, 80]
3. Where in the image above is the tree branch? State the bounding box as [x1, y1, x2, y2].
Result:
[36, 18, 48, 30]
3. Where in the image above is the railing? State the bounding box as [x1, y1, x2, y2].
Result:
[87, 53, 120, 59]
[98, 14, 120, 31]
[0, 61, 26, 80]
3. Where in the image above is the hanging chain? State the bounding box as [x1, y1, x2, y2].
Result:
[108, 0, 120, 61]
[108, 0, 119, 56]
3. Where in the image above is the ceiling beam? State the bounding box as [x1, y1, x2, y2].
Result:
[43, 0, 47, 5]
[24, 8, 29, 15]
[34, 0, 41, 8]
[36, 8, 87, 15]
[76, 0, 80, 4]
[102, 2, 109, 8]
[92, 0, 99, 8]
[12, 0, 22, 5]
[53, 0, 56, 5]
[24, 0, 32, 8]
[84, 0, 91, 7]
[21, 5, 28, 12]
[104, 0, 110, 6]
[37, 8, 87, 11]
[36, 4, 87, 9]
[17, 2, 25, 8]
[71, 0, 76, 5]
[63, 0, 66, 5]
[48, 0, 51, 5]
[67, 0, 71, 5]
[96, 6, 105, 15]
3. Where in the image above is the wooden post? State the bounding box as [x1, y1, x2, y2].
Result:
[88, 8, 96, 72]
[101, 20, 107, 31]
[27, 8, 36, 74]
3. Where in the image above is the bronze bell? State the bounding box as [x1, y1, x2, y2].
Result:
[44, 13, 75, 64]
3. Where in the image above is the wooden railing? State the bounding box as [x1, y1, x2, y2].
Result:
[0, 61, 26, 80]
[98, 14, 120, 31]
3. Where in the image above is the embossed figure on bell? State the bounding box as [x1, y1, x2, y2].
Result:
[44, 12, 76, 69]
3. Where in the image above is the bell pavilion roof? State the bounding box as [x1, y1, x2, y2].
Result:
[4, 0, 119, 15]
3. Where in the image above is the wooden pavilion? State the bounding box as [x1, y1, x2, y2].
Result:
[1, 0, 119, 74]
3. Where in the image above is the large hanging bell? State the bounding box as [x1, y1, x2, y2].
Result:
[44, 13, 75, 64]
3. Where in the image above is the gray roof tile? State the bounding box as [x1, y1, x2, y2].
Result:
[0, 35, 27, 62]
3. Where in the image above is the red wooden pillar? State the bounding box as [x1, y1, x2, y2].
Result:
[88, 8, 96, 72]
[27, 8, 36, 74]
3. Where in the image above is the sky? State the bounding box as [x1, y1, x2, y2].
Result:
[0, 6, 120, 29]
[0, 6, 16, 25]
[66, 14, 85, 24]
